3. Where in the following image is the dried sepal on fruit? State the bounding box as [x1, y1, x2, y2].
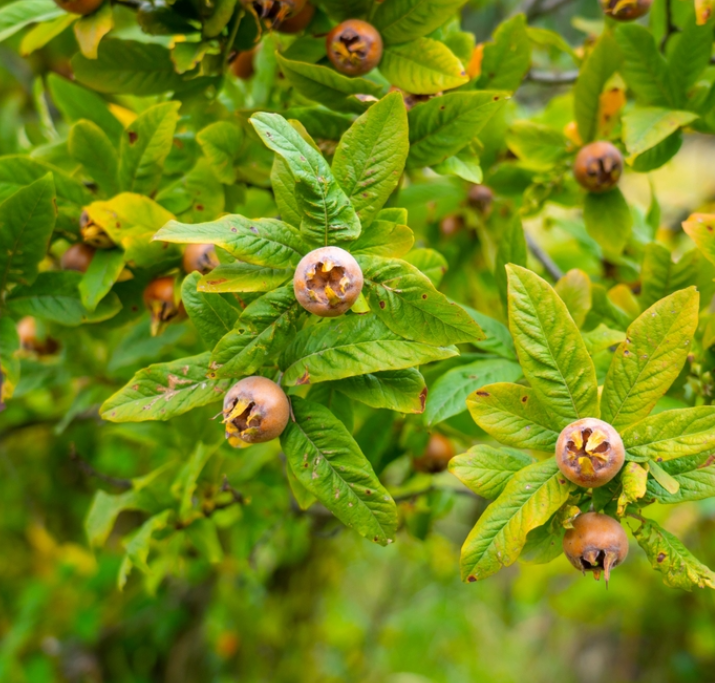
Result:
[80, 211, 114, 249]
[182, 244, 219, 275]
[61, 243, 96, 273]
[143, 276, 184, 336]
[555, 417, 625, 488]
[54, 0, 103, 15]
[326, 20, 383, 77]
[223, 376, 290, 445]
[413, 433, 455, 474]
[601, 0, 652, 21]
[573, 141, 623, 193]
[563, 512, 629, 585]
[293, 246, 363, 317]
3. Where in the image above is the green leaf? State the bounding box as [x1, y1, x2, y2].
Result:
[100, 352, 232, 422]
[78, 248, 125, 312]
[583, 188, 633, 259]
[476, 14, 531, 92]
[631, 130, 683, 172]
[466, 382, 560, 452]
[526, 26, 579, 63]
[275, 54, 383, 114]
[181, 271, 239, 348]
[250, 112, 361, 246]
[280, 313, 458, 386]
[407, 91, 506, 169]
[668, 11, 714, 96]
[380, 38, 469, 95]
[20, 14, 77, 57]
[645, 454, 715, 503]
[634, 520, 715, 590]
[271, 156, 302, 229]
[506, 265, 599, 427]
[281, 397, 398, 546]
[640, 243, 701, 308]
[6, 271, 121, 325]
[156, 158, 225, 224]
[616, 461, 648, 515]
[402, 248, 448, 287]
[72, 38, 186, 96]
[600, 288, 699, 429]
[555, 269, 591, 329]
[433, 151, 483, 184]
[118, 102, 181, 196]
[495, 215, 527, 311]
[449, 445, 534, 500]
[0, 316, 20, 405]
[0, 0, 62, 44]
[426, 357, 522, 426]
[68, 120, 119, 196]
[172, 441, 222, 522]
[332, 91, 408, 228]
[0, 156, 91, 207]
[460, 459, 573, 582]
[373, 0, 468, 44]
[74, 1, 113, 60]
[682, 213, 715, 266]
[0, 174, 56, 292]
[285, 462, 317, 510]
[358, 255, 484, 346]
[119, 510, 173, 588]
[155, 216, 305, 269]
[197, 263, 291, 293]
[85, 489, 151, 548]
[582, 324, 626, 355]
[457, 305, 516, 360]
[350, 220, 414, 257]
[196, 121, 244, 185]
[332, 369, 427, 414]
[622, 107, 698, 159]
[506, 121, 570, 171]
[648, 460, 679, 494]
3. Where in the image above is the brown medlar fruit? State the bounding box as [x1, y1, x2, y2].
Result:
[182, 244, 219, 275]
[17, 317, 59, 356]
[467, 184, 494, 217]
[143, 276, 183, 336]
[277, 1, 315, 33]
[231, 48, 257, 80]
[293, 246, 363, 317]
[247, 0, 306, 25]
[556, 418, 625, 488]
[413, 434, 455, 474]
[326, 19, 383, 77]
[573, 141, 623, 193]
[54, 0, 103, 15]
[80, 211, 114, 249]
[563, 512, 629, 584]
[439, 215, 464, 238]
[223, 376, 290, 445]
[601, 0, 652, 21]
[61, 243, 95, 273]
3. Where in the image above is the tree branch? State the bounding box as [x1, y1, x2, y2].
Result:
[525, 0, 573, 20]
[69, 445, 132, 490]
[525, 233, 564, 281]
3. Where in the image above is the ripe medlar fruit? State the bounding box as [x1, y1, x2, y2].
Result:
[17, 317, 59, 356]
[573, 141, 623, 193]
[563, 512, 629, 584]
[80, 211, 114, 249]
[247, 0, 306, 25]
[231, 48, 257, 80]
[143, 276, 183, 335]
[223, 376, 290, 445]
[61, 243, 95, 273]
[439, 215, 464, 238]
[601, 0, 652, 21]
[556, 418, 625, 488]
[413, 434, 455, 474]
[467, 184, 494, 217]
[182, 244, 219, 275]
[293, 246, 363, 317]
[277, 1, 315, 33]
[326, 19, 383, 77]
[54, 0, 103, 15]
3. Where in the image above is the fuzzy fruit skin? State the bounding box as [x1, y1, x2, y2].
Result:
[563, 512, 629, 583]
[293, 246, 363, 317]
[413, 434, 455, 473]
[231, 49, 257, 80]
[556, 417, 625, 488]
[61, 243, 95, 273]
[143, 277, 183, 335]
[467, 185, 494, 216]
[573, 141, 623, 193]
[183, 244, 219, 275]
[223, 376, 290, 445]
[277, 2, 314, 33]
[326, 20, 383, 77]
[601, 0, 652, 21]
[54, 0, 103, 15]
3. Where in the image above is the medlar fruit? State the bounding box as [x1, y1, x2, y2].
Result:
[573, 141, 623, 193]
[231, 49, 257, 80]
[182, 244, 219, 275]
[556, 417, 625, 488]
[248, 0, 306, 25]
[54, 0, 103, 15]
[143, 276, 183, 335]
[413, 434, 455, 474]
[563, 512, 629, 584]
[223, 376, 290, 445]
[17, 317, 59, 356]
[80, 211, 114, 249]
[439, 215, 464, 237]
[61, 243, 95, 273]
[277, 2, 315, 33]
[293, 246, 363, 317]
[326, 19, 383, 77]
[467, 184, 494, 217]
[601, 0, 652, 21]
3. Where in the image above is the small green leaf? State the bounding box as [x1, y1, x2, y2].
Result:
[622, 107, 698, 159]
[648, 460, 680, 494]
[350, 220, 414, 257]
[20, 14, 77, 57]
[197, 263, 291, 293]
[181, 271, 239, 348]
[616, 461, 648, 515]
[583, 188, 633, 259]
[373, 0, 467, 44]
[332, 369, 427, 414]
[69, 120, 119, 196]
[197, 121, 244, 185]
[682, 213, 715, 266]
[555, 269, 592, 329]
[78, 248, 125, 312]
[476, 14, 531, 92]
[645, 453, 715, 504]
[495, 215, 527, 311]
[85, 489, 151, 548]
[582, 324, 625, 355]
[0, 0, 62, 44]
[668, 10, 714, 96]
[506, 121, 570, 170]
[119, 510, 173, 588]
[402, 248, 448, 287]
[172, 441, 222, 522]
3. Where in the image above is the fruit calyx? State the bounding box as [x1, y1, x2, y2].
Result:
[222, 376, 290, 445]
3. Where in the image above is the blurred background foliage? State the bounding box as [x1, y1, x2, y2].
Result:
[2, 0, 715, 681]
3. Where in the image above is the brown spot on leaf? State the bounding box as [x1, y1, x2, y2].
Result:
[657, 552, 666, 563]
[476, 391, 490, 397]
[128, 131, 138, 144]
[297, 369, 311, 385]
[195, 204, 204, 211]
[521, 395, 528, 403]
[419, 387, 428, 413]
[467, 575, 477, 583]
[379, 301, 385, 309]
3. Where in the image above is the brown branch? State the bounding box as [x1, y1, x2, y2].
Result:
[525, 233, 564, 281]
[69, 445, 132, 490]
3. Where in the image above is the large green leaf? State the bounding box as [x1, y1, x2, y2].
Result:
[118, 102, 181, 196]
[0, 174, 56, 292]
[78, 248, 125, 313]
[332, 369, 427, 414]
[407, 91, 506, 168]
[197, 263, 291, 293]
[668, 11, 714, 96]
[155, 216, 305, 269]
[156, 158, 225, 224]
[506, 265, 599, 427]
[280, 313, 458, 386]
[358, 255, 484, 346]
[281, 398, 398, 546]
[622, 107, 699, 158]
[460, 459, 573, 582]
[181, 272, 239, 348]
[0, 156, 91, 207]
[646, 454, 715, 504]
[583, 188, 633, 259]
[69, 120, 119, 196]
[600, 288, 699, 429]
[449, 445, 534, 500]
[350, 220, 414, 257]
[466, 382, 560, 452]
[459, 304, 517, 360]
[373, 0, 468, 44]
[426, 357, 522, 426]
[196, 121, 244, 185]
[0, 0, 62, 43]
[85, 489, 153, 548]
[476, 14, 531, 92]
[100, 352, 231, 422]
[250, 112, 361, 246]
[332, 92, 408, 228]
[639, 244, 700, 309]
